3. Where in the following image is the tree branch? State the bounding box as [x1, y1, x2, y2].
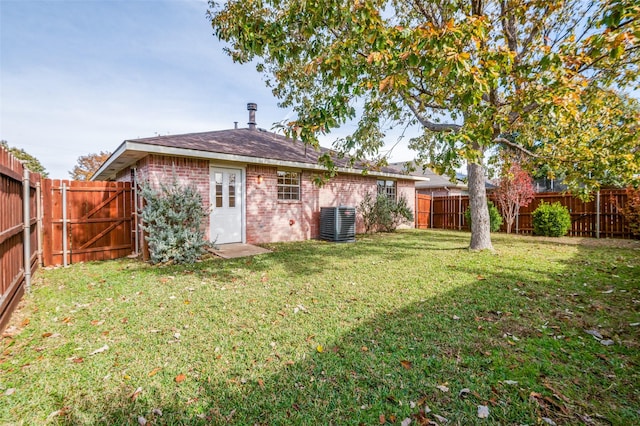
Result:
[406, 101, 462, 132]
[494, 137, 540, 158]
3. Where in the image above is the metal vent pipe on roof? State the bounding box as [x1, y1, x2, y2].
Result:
[247, 103, 257, 130]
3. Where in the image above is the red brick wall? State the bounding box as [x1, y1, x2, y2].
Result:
[245, 165, 319, 244]
[245, 166, 416, 244]
[135, 155, 211, 238]
[115, 156, 416, 244]
[115, 168, 132, 183]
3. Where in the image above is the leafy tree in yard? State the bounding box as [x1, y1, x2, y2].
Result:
[1, 140, 49, 177]
[69, 151, 111, 181]
[494, 163, 535, 234]
[209, 0, 639, 250]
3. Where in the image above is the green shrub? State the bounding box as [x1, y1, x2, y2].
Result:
[141, 179, 207, 264]
[464, 201, 503, 232]
[359, 192, 378, 233]
[358, 192, 414, 233]
[532, 201, 572, 237]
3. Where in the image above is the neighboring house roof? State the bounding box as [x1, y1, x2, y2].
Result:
[389, 161, 495, 191]
[389, 161, 466, 191]
[93, 128, 426, 181]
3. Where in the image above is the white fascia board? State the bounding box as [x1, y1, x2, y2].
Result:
[91, 141, 129, 181]
[114, 141, 427, 181]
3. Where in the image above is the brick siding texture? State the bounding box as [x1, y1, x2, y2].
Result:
[122, 156, 416, 245]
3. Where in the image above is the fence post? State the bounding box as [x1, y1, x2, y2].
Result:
[596, 191, 601, 239]
[133, 168, 139, 255]
[458, 195, 462, 230]
[36, 180, 43, 267]
[62, 182, 68, 267]
[23, 168, 31, 293]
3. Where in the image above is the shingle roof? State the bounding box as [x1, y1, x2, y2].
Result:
[130, 128, 337, 166]
[93, 128, 420, 181]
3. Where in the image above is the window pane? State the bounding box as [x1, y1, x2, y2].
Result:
[277, 171, 300, 200]
[215, 172, 223, 208]
[228, 173, 236, 208]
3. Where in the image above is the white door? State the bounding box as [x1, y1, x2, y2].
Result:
[210, 167, 243, 244]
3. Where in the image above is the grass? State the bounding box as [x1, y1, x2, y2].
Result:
[1, 229, 639, 425]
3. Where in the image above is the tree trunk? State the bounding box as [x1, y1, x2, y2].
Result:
[467, 161, 494, 250]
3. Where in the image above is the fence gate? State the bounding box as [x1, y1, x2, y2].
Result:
[415, 194, 431, 229]
[42, 180, 134, 266]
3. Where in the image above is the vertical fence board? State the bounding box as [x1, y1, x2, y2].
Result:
[415, 194, 431, 229]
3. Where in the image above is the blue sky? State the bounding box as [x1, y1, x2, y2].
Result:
[1, 0, 416, 178]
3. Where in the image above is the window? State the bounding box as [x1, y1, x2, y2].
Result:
[277, 171, 300, 200]
[214, 172, 223, 208]
[377, 179, 396, 200]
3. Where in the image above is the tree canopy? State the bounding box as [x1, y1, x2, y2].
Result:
[1, 140, 49, 177]
[209, 0, 639, 249]
[69, 151, 111, 181]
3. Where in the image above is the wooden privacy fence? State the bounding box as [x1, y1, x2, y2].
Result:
[1, 147, 40, 332]
[415, 194, 432, 229]
[419, 190, 634, 239]
[42, 180, 134, 266]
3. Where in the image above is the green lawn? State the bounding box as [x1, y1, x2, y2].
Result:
[1, 230, 639, 425]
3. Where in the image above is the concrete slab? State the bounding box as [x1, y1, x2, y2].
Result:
[208, 243, 272, 259]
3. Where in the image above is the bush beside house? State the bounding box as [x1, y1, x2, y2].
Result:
[141, 180, 207, 264]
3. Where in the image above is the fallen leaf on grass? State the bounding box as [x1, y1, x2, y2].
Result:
[148, 367, 162, 377]
[152, 408, 163, 416]
[400, 418, 411, 426]
[600, 339, 615, 346]
[361, 346, 369, 352]
[89, 345, 109, 356]
[400, 360, 412, 370]
[90, 320, 104, 326]
[458, 388, 470, 398]
[257, 379, 264, 388]
[138, 416, 147, 425]
[46, 407, 69, 420]
[129, 387, 143, 400]
[21, 318, 30, 327]
[585, 329, 603, 340]
[433, 414, 448, 423]
[452, 315, 460, 320]
[316, 345, 324, 353]
[72, 357, 84, 363]
[477, 405, 489, 418]
[42, 332, 53, 338]
[630, 322, 640, 327]
[541, 417, 557, 426]
[436, 384, 449, 393]
[503, 380, 518, 385]
[379, 413, 386, 424]
[175, 374, 186, 383]
[4, 388, 15, 396]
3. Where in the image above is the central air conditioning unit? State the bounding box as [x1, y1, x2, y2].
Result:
[320, 206, 356, 242]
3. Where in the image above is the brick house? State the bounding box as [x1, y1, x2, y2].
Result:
[93, 104, 424, 245]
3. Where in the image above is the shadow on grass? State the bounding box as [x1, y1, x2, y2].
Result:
[60, 232, 640, 425]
